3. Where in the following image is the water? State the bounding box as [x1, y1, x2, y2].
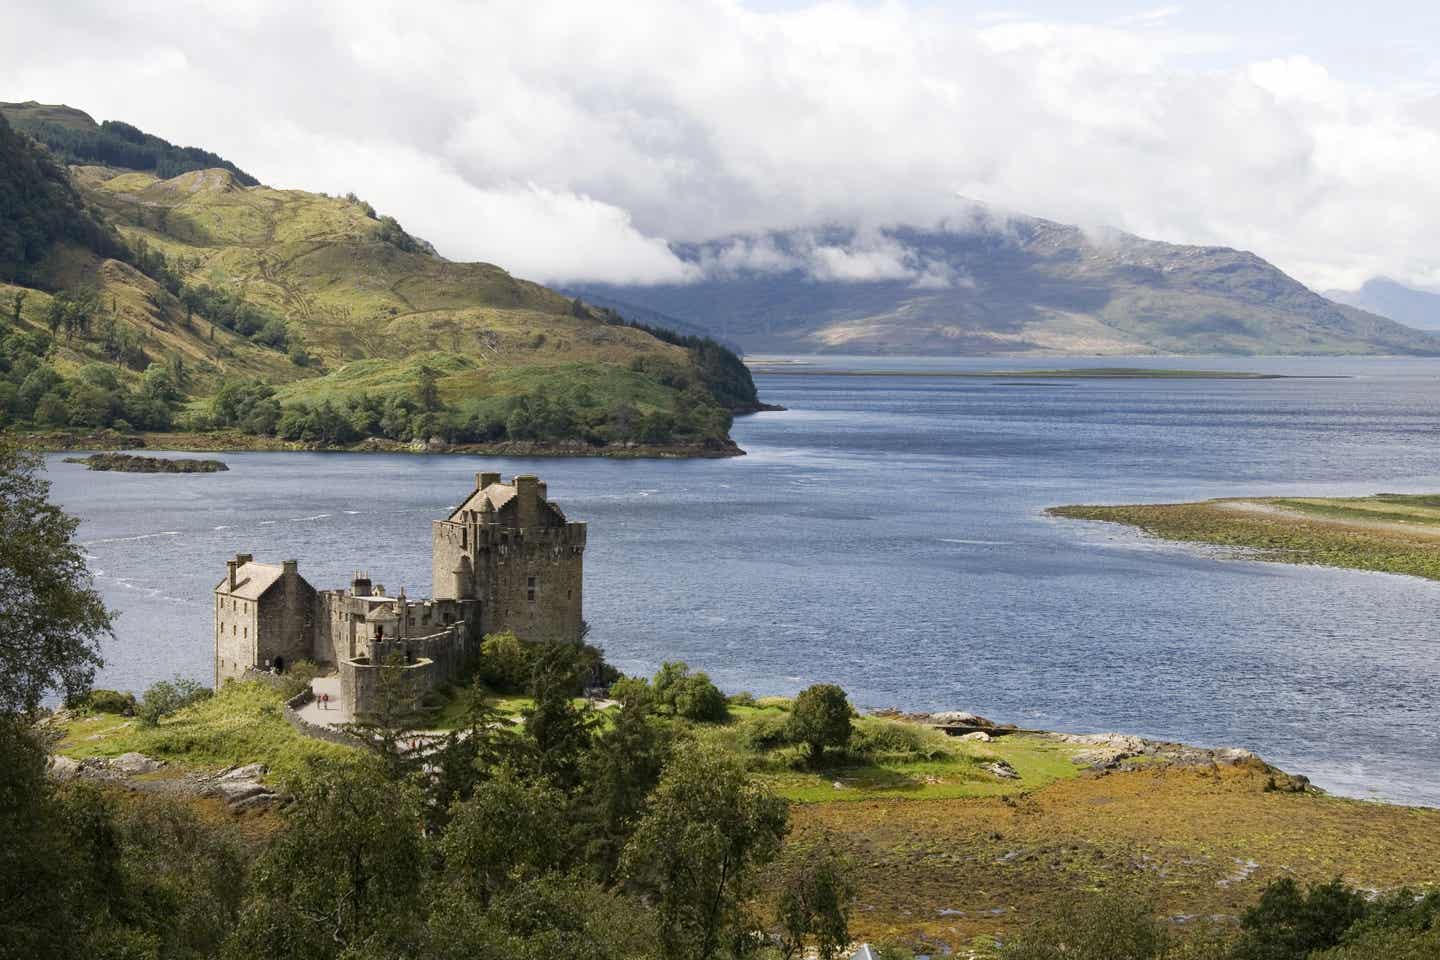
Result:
[46, 355, 1440, 805]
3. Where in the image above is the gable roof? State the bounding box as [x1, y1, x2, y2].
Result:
[215, 561, 284, 601]
[448, 482, 517, 521]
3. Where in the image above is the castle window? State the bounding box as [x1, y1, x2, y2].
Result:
[527, 576, 537, 602]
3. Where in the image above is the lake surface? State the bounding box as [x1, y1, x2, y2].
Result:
[47, 355, 1440, 805]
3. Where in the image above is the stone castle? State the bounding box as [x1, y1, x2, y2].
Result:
[214, 473, 586, 715]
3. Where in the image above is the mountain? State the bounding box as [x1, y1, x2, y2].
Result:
[575, 217, 1440, 356]
[1324, 277, 1440, 332]
[0, 107, 757, 454]
[0, 100, 259, 186]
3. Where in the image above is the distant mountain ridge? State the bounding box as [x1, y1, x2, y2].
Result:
[1324, 277, 1440, 332]
[576, 215, 1440, 356]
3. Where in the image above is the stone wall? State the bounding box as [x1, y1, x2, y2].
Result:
[281, 688, 363, 748]
[339, 655, 437, 719]
[257, 562, 317, 671]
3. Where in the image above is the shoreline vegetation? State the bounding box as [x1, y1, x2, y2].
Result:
[744, 364, 1321, 379]
[1049, 494, 1440, 581]
[47, 678, 1440, 949]
[17, 427, 746, 458]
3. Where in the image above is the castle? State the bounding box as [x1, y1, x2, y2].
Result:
[214, 473, 586, 715]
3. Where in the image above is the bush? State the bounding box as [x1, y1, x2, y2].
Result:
[787, 684, 853, 762]
[848, 718, 954, 763]
[999, 891, 1170, 960]
[276, 660, 320, 701]
[737, 712, 792, 753]
[84, 689, 137, 716]
[651, 661, 728, 723]
[1232, 878, 1371, 960]
[136, 677, 213, 727]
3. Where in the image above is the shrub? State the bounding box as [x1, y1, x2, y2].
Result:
[477, 631, 532, 692]
[737, 713, 792, 753]
[1231, 878, 1370, 960]
[85, 688, 137, 716]
[787, 684, 853, 762]
[999, 891, 1170, 959]
[136, 677, 212, 727]
[276, 660, 320, 700]
[848, 718, 954, 763]
[651, 661, 728, 723]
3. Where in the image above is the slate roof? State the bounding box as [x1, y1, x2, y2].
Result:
[447, 482, 516, 521]
[215, 561, 285, 600]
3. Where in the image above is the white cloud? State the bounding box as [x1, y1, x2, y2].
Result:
[2, 0, 1439, 291]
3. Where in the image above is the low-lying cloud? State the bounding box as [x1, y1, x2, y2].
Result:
[3, 1, 1439, 292]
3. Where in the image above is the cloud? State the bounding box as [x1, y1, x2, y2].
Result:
[2, 0, 1439, 291]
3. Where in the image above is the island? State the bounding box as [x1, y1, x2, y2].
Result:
[64, 452, 229, 473]
[1049, 493, 1440, 581]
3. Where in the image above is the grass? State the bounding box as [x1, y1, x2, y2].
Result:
[1049, 494, 1440, 581]
[53, 681, 356, 785]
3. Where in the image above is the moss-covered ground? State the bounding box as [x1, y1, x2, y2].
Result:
[1049, 494, 1440, 581]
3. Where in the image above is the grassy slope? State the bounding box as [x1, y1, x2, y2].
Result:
[72, 166, 694, 408]
[5, 155, 737, 453]
[1049, 494, 1440, 581]
[54, 684, 1440, 950]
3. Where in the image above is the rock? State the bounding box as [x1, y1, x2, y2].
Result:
[958, 731, 992, 742]
[110, 752, 165, 774]
[218, 763, 267, 782]
[1216, 748, 1257, 765]
[48, 755, 82, 780]
[984, 760, 1020, 780]
[213, 780, 269, 803]
[929, 710, 996, 727]
[228, 792, 279, 812]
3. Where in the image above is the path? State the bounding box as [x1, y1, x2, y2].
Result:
[295, 675, 351, 726]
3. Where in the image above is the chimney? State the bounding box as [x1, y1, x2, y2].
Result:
[478, 471, 500, 490]
[352, 572, 372, 597]
[226, 559, 238, 591]
[282, 559, 298, 580]
[514, 475, 539, 527]
[536, 481, 547, 501]
[236, 553, 253, 565]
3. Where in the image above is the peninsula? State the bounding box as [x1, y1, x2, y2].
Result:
[64, 452, 228, 473]
[1049, 494, 1440, 581]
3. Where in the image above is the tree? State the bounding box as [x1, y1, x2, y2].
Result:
[520, 643, 597, 790]
[416, 363, 441, 412]
[773, 836, 856, 960]
[1231, 878, 1371, 960]
[225, 760, 426, 960]
[135, 677, 212, 727]
[9, 289, 24, 323]
[651, 661, 728, 723]
[438, 771, 569, 905]
[0, 440, 110, 714]
[621, 740, 789, 960]
[580, 686, 670, 879]
[998, 891, 1171, 960]
[787, 684, 853, 762]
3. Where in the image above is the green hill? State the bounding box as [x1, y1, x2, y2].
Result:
[0, 109, 757, 455]
[0, 100, 259, 185]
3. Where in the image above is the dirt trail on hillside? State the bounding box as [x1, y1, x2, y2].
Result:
[1216, 500, 1440, 541]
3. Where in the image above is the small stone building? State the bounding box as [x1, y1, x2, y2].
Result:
[213, 474, 586, 716]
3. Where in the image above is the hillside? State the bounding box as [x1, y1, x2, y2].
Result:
[0, 100, 259, 185]
[0, 109, 758, 455]
[1325, 276, 1440, 331]
[576, 218, 1440, 356]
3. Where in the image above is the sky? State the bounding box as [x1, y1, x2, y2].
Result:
[4, 0, 1440, 292]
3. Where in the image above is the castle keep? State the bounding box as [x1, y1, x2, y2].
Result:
[214, 474, 586, 715]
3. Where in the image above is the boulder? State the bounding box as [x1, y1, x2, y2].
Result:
[110, 752, 166, 775]
[213, 779, 269, 804]
[984, 760, 1020, 780]
[958, 731, 992, 742]
[47, 755, 82, 780]
[218, 763, 267, 782]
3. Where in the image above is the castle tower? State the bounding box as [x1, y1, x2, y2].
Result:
[432, 473, 586, 643]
